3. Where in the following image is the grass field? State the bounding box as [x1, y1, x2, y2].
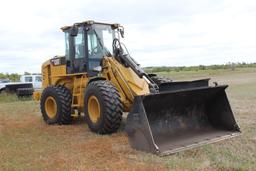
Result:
[0, 68, 255, 171]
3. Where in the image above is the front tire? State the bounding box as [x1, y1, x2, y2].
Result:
[40, 85, 72, 124]
[84, 80, 123, 134]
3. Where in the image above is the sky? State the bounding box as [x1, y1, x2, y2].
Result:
[0, 0, 256, 73]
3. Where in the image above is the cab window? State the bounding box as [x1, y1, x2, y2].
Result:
[25, 76, 32, 82]
[65, 32, 70, 60]
[35, 76, 42, 82]
[74, 28, 85, 59]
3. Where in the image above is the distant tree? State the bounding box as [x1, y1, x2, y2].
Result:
[199, 65, 206, 70]
[0, 73, 20, 81]
[24, 71, 31, 75]
[231, 63, 236, 71]
[9, 73, 20, 81]
[0, 73, 5, 79]
[143, 62, 256, 73]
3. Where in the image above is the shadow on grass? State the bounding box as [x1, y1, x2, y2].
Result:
[70, 113, 127, 133]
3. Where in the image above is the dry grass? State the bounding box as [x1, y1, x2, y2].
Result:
[0, 68, 255, 170]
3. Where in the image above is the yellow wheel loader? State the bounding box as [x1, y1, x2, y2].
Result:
[34, 20, 240, 155]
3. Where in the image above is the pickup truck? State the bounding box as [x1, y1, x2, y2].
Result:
[0, 75, 42, 96]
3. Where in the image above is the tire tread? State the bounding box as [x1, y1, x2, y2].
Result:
[85, 80, 123, 134]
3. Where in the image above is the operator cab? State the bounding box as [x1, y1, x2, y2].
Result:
[61, 20, 124, 76]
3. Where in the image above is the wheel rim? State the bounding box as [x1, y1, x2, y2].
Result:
[45, 96, 57, 118]
[88, 95, 101, 123]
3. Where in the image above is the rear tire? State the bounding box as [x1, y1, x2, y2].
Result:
[84, 80, 123, 134]
[40, 85, 72, 124]
[16, 88, 34, 97]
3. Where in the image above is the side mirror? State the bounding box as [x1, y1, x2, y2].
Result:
[92, 66, 102, 72]
[70, 26, 78, 36]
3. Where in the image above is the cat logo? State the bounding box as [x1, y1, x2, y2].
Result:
[51, 58, 61, 66]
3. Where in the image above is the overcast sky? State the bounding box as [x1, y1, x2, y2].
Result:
[0, 0, 256, 73]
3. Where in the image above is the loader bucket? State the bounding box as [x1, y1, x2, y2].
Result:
[125, 85, 240, 155]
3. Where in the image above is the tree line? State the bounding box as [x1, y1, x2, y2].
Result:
[144, 62, 256, 73]
[0, 62, 255, 81]
[0, 72, 40, 82]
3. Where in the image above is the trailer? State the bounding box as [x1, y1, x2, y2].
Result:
[0, 75, 42, 97]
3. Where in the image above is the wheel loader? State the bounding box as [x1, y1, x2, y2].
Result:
[34, 20, 240, 155]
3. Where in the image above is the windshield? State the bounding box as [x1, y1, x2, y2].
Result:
[87, 24, 117, 58]
[35, 76, 42, 82]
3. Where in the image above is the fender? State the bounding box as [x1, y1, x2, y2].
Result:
[88, 77, 106, 85]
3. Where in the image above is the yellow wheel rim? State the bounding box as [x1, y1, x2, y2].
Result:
[45, 96, 57, 119]
[88, 95, 101, 123]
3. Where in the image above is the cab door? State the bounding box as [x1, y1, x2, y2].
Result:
[86, 29, 104, 76]
[66, 27, 87, 74]
[73, 27, 86, 73]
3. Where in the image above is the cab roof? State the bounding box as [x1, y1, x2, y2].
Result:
[60, 20, 120, 31]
